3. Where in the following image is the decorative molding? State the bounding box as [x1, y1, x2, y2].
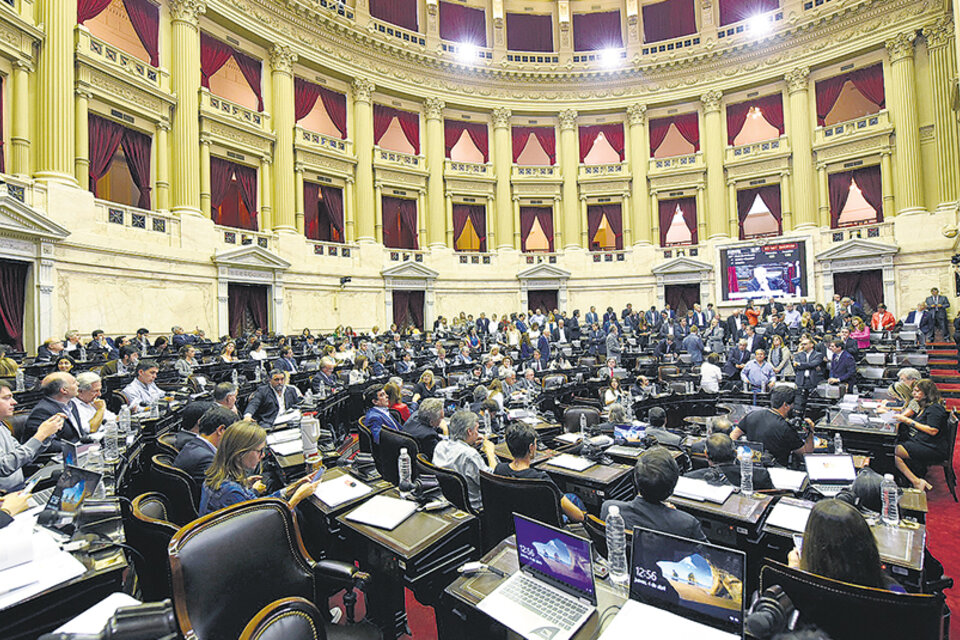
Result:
[885, 31, 917, 61]
[351, 77, 375, 103]
[626, 104, 647, 125]
[491, 107, 512, 129]
[558, 109, 578, 131]
[270, 44, 298, 74]
[517, 264, 571, 281]
[423, 97, 446, 121]
[169, 0, 207, 24]
[213, 245, 291, 271]
[784, 67, 810, 94]
[922, 17, 954, 48]
[700, 89, 723, 113]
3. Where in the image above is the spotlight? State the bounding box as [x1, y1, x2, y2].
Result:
[339, 276, 352, 287]
[747, 14, 772, 35]
[599, 48, 621, 68]
[457, 42, 478, 64]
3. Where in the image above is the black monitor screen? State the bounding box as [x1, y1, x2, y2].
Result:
[720, 241, 807, 302]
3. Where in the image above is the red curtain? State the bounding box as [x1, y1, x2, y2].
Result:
[728, 267, 740, 294]
[737, 185, 781, 238]
[0, 259, 27, 350]
[829, 165, 884, 227]
[210, 157, 233, 211]
[88, 115, 125, 196]
[200, 33, 234, 88]
[77, 0, 113, 23]
[439, 1, 487, 46]
[373, 105, 393, 145]
[828, 171, 853, 228]
[370, 0, 418, 32]
[233, 162, 258, 221]
[726, 101, 752, 146]
[452, 204, 487, 252]
[382, 196, 418, 250]
[228, 284, 267, 337]
[294, 77, 322, 121]
[122, 0, 159, 67]
[579, 124, 625, 162]
[444, 120, 489, 162]
[718, 0, 778, 26]
[673, 112, 700, 151]
[642, 0, 697, 43]
[649, 117, 672, 155]
[512, 126, 555, 163]
[304, 181, 321, 240]
[211, 157, 257, 230]
[393, 290, 425, 331]
[659, 197, 697, 246]
[849, 64, 885, 109]
[729, 93, 785, 144]
[373, 105, 419, 154]
[572, 11, 623, 51]
[833, 271, 883, 311]
[815, 74, 845, 126]
[519, 207, 554, 252]
[587, 204, 623, 250]
[295, 79, 347, 139]
[318, 87, 347, 139]
[506, 13, 554, 52]
[320, 186, 344, 242]
[119, 126, 152, 210]
[233, 50, 263, 112]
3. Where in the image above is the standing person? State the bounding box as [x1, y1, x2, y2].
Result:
[703, 316, 725, 353]
[792, 336, 823, 416]
[681, 325, 705, 365]
[605, 325, 622, 364]
[699, 353, 723, 394]
[926, 287, 950, 339]
[768, 334, 794, 380]
[731, 385, 815, 467]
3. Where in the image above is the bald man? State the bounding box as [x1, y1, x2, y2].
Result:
[25, 372, 81, 452]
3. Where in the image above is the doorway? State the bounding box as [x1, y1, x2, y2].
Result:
[227, 283, 268, 338]
[0, 259, 28, 350]
[833, 270, 883, 314]
[665, 284, 699, 316]
[528, 289, 559, 315]
[393, 290, 424, 331]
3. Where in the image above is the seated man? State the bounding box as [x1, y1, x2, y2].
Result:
[273, 346, 299, 374]
[689, 416, 733, 455]
[176, 399, 216, 449]
[494, 422, 585, 523]
[26, 372, 82, 451]
[401, 397, 446, 459]
[731, 385, 815, 466]
[432, 409, 497, 512]
[244, 369, 301, 428]
[0, 380, 64, 491]
[653, 334, 678, 361]
[122, 359, 163, 412]
[100, 345, 140, 377]
[501, 369, 520, 395]
[685, 433, 773, 490]
[600, 446, 707, 540]
[723, 339, 751, 379]
[35, 338, 65, 363]
[312, 357, 340, 394]
[516, 368, 539, 392]
[68, 372, 107, 436]
[644, 406, 682, 447]
[213, 382, 239, 414]
[741, 349, 777, 392]
[362, 383, 401, 444]
[174, 406, 233, 485]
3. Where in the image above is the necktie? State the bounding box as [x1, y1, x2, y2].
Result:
[69, 403, 84, 435]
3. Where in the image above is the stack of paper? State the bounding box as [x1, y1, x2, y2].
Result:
[673, 477, 734, 504]
[344, 495, 418, 530]
[546, 454, 596, 472]
[765, 500, 812, 532]
[767, 467, 808, 492]
[0, 529, 86, 609]
[314, 475, 372, 508]
[54, 593, 141, 634]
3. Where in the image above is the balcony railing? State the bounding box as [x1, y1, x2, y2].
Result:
[457, 251, 493, 265]
[522, 252, 559, 264]
[375, 147, 423, 169]
[640, 33, 701, 56]
[100, 199, 177, 236]
[317, 0, 354, 19]
[77, 27, 166, 89]
[370, 19, 426, 47]
[579, 162, 627, 180]
[216, 225, 273, 249]
[441, 42, 494, 62]
[200, 89, 269, 130]
[445, 160, 492, 178]
[387, 247, 426, 262]
[296, 125, 353, 157]
[824, 220, 893, 242]
[1, 175, 36, 207]
[590, 250, 627, 263]
[311, 239, 357, 258]
[726, 136, 789, 163]
[512, 165, 559, 180]
[814, 110, 890, 146]
[649, 152, 704, 173]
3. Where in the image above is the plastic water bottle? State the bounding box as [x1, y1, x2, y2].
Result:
[149, 401, 160, 419]
[14, 369, 24, 392]
[881, 473, 900, 526]
[398, 447, 412, 489]
[605, 505, 629, 587]
[79, 345, 87, 361]
[580, 413, 587, 441]
[740, 451, 754, 495]
[119, 405, 131, 438]
[834, 432, 844, 454]
[304, 389, 314, 405]
[140, 342, 148, 357]
[484, 411, 492, 436]
[255, 365, 262, 383]
[232, 368, 239, 386]
[103, 422, 120, 464]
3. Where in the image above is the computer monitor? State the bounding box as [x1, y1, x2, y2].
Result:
[804, 454, 856, 483]
[614, 424, 646, 443]
[513, 513, 596, 605]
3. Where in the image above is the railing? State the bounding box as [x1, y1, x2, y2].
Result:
[814, 110, 890, 146]
[726, 136, 789, 163]
[579, 162, 627, 179]
[522, 252, 559, 264]
[375, 147, 423, 169]
[317, 0, 354, 19]
[311, 239, 357, 258]
[1, 175, 36, 207]
[200, 89, 269, 130]
[457, 251, 493, 265]
[716, 10, 785, 40]
[590, 250, 628, 263]
[512, 165, 559, 179]
[76, 27, 166, 89]
[387, 247, 426, 262]
[640, 33, 701, 56]
[445, 160, 492, 177]
[100, 199, 177, 236]
[370, 19, 426, 47]
[296, 125, 353, 156]
[649, 152, 703, 172]
[216, 225, 273, 249]
[441, 42, 494, 62]
[824, 220, 894, 241]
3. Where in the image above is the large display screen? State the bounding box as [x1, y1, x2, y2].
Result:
[720, 241, 807, 302]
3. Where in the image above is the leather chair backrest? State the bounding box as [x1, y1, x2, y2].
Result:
[759, 560, 944, 640]
[4, 412, 29, 444]
[377, 426, 420, 486]
[127, 492, 180, 601]
[542, 374, 567, 390]
[239, 597, 326, 640]
[156, 432, 180, 457]
[479, 470, 562, 550]
[562, 406, 601, 434]
[150, 453, 199, 526]
[356, 418, 374, 455]
[578, 357, 597, 369]
[169, 498, 317, 640]
[417, 453, 473, 514]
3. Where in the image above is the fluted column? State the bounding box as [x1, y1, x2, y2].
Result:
[270, 45, 298, 231]
[579, 196, 588, 247]
[373, 183, 383, 243]
[260, 157, 273, 231]
[924, 18, 959, 210]
[294, 165, 305, 234]
[626, 104, 651, 245]
[11, 60, 31, 177]
[880, 150, 895, 213]
[559, 109, 580, 250]
[156, 122, 170, 211]
[74, 89, 91, 187]
[199, 138, 211, 216]
[696, 184, 707, 242]
[344, 177, 355, 242]
[727, 181, 738, 238]
[650, 191, 660, 244]
[817, 164, 829, 227]
[352, 78, 376, 243]
[36, 0, 77, 184]
[444, 194, 454, 247]
[170, 0, 206, 216]
[418, 190, 428, 248]
[785, 67, 816, 228]
[885, 32, 924, 215]
[701, 90, 727, 239]
[424, 97, 447, 248]
[512, 196, 521, 249]
[492, 107, 514, 250]
[780, 171, 792, 231]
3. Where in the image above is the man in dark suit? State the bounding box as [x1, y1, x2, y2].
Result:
[685, 434, 773, 490]
[175, 400, 216, 449]
[174, 406, 232, 485]
[654, 334, 679, 361]
[690, 304, 707, 329]
[645, 306, 661, 330]
[244, 370, 301, 428]
[527, 350, 547, 372]
[476, 313, 490, 335]
[171, 326, 197, 350]
[363, 383, 401, 444]
[792, 337, 823, 418]
[25, 372, 82, 452]
[567, 311, 581, 341]
[600, 447, 707, 541]
[926, 287, 950, 339]
[726, 310, 745, 342]
[827, 340, 856, 386]
[605, 325, 622, 364]
[743, 325, 766, 354]
[585, 306, 599, 326]
[621, 303, 634, 320]
[401, 397, 445, 459]
[905, 303, 935, 343]
[723, 339, 751, 379]
[272, 346, 299, 374]
[100, 345, 139, 377]
[537, 329, 551, 362]
[837, 327, 859, 358]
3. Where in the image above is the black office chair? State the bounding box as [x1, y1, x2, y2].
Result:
[933, 410, 958, 501]
[2, 412, 29, 444]
[541, 373, 567, 391]
[149, 453, 199, 526]
[377, 426, 420, 486]
[759, 560, 945, 640]
[356, 418, 375, 456]
[417, 453, 476, 515]
[479, 469, 563, 551]
[126, 492, 179, 601]
[578, 356, 597, 369]
[156, 431, 180, 457]
[239, 597, 326, 640]
[169, 498, 368, 640]
[562, 406, 601, 434]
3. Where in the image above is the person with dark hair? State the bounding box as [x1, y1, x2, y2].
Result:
[244, 369, 301, 428]
[600, 446, 707, 540]
[54, 353, 75, 373]
[176, 399, 216, 449]
[0, 379, 64, 491]
[894, 379, 948, 491]
[826, 340, 855, 386]
[87, 329, 115, 360]
[731, 385, 815, 466]
[122, 359, 162, 412]
[685, 433, 773, 489]
[362, 383, 401, 444]
[788, 499, 901, 591]
[174, 406, 234, 484]
[175, 345, 200, 379]
[273, 346, 299, 375]
[25, 372, 80, 451]
[494, 423, 585, 523]
[99, 345, 139, 377]
[134, 328, 151, 354]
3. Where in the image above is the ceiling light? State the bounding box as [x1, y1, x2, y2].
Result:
[457, 42, 478, 64]
[599, 48, 621, 68]
[747, 14, 772, 36]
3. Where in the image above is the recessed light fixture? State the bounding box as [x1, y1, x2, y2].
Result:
[599, 48, 620, 68]
[457, 42, 478, 63]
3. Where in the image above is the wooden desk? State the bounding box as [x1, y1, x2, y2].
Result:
[538, 459, 635, 514]
[494, 441, 556, 464]
[668, 492, 773, 546]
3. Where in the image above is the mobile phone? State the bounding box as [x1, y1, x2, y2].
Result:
[23, 476, 41, 493]
[309, 466, 325, 483]
[792, 533, 804, 554]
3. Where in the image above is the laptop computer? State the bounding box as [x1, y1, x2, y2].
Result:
[735, 440, 764, 464]
[477, 514, 597, 640]
[34, 465, 103, 536]
[804, 453, 856, 497]
[600, 526, 746, 639]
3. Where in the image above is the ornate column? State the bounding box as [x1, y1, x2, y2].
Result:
[492, 107, 515, 250]
[270, 44, 298, 231]
[650, 191, 660, 244]
[701, 90, 727, 239]
[417, 190, 428, 248]
[727, 181, 738, 238]
[199, 138, 211, 216]
[621, 192, 633, 246]
[486, 195, 495, 248]
[696, 184, 707, 241]
[294, 165, 305, 235]
[444, 193, 453, 248]
[260, 157, 273, 232]
[880, 150, 894, 213]
[785, 67, 816, 228]
[373, 183, 383, 243]
[558, 109, 580, 250]
[817, 164, 829, 227]
[74, 88, 91, 188]
[170, 0, 206, 216]
[36, 0, 77, 184]
[344, 177, 355, 242]
[512, 196, 521, 248]
[780, 170, 792, 231]
[352, 78, 376, 243]
[924, 18, 959, 211]
[627, 104, 651, 245]
[885, 32, 924, 215]
[11, 60, 32, 178]
[579, 196, 588, 247]
[424, 97, 447, 248]
[156, 122, 170, 211]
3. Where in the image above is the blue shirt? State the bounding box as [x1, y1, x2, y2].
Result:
[199, 479, 282, 515]
[741, 360, 776, 390]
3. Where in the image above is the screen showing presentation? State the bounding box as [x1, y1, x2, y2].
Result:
[720, 241, 807, 302]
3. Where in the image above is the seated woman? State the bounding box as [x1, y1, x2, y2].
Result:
[55, 354, 75, 373]
[894, 379, 949, 491]
[849, 316, 872, 351]
[487, 378, 505, 412]
[199, 419, 320, 515]
[153, 336, 172, 357]
[603, 377, 626, 406]
[348, 355, 371, 385]
[412, 369, 439, 403]
[175, 345, 199, 379]
[885, 367, 921, 418]
[788, 498, 904, 592]
[248, 340, 269, 361]
[219, 341, 238, 363]
[384, 381, 411, 423]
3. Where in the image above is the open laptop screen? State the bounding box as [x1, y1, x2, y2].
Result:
[36, 465, 102, 536]
[630, 526, 745, 635]
[804, 454, 856, 483]
[514, 513, 596, 604]
[61, 441, 78, 468]
[735, 440, 764, 463]
[614, 424, 646, 443]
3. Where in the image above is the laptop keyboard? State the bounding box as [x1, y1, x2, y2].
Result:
[502, 574, 589, 631]
[30, 487, 54, 507]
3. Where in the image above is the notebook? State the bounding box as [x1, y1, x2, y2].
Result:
[546, 454, 596, 472]
[343, 494, 417, 530]
[673, 476, 735, 504]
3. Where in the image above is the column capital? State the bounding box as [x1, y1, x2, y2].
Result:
[157, 120, 171, 132]
[922, 17, 954, 49]
[558, 109, 578, 130]
[423, 97, 446, 121]
[784, 67, 810, 93]
[170, 0, 207, 25]
[75, 87, 93, 100]
[351, 77, 375, 103]
[270, 44, 297, 74]
[294, 162, 305, 173]
[885, 32, 917, 62]
[491, 107, 512, 128]
[12, 58, 33, 73]
[626, 103, 647, 125]
[700, 90, 723, 113]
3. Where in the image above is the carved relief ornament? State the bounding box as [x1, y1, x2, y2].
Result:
[627, 104, 647, 125]
[351, 77, 375, 103]
[491, 107, 512, 128]
[558, 109, 578, 130]
[784, 67, 810, 93]
[169, 0, 207, 23]
[423, 97, 446, 121]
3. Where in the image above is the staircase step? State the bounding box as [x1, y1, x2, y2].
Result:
[936, 383, 960, 391]
[931, 369, 960, 379]
[930, 360, 957, 366]
[946, 398, 960, 410]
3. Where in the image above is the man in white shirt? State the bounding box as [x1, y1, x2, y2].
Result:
[68, 372, 107, 435]
[554, 319, 569, 343]
[122, 359, 163, 412]
[432, 410, 497, 511]
[783, 303, 801, 330]
[700, 353, 724, 393]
